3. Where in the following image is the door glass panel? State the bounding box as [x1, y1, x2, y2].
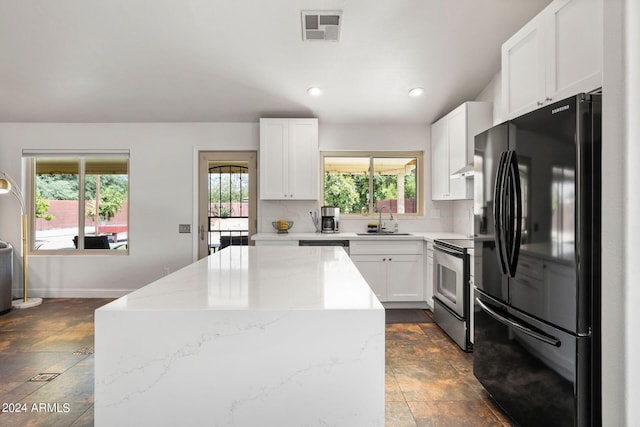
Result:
[208, 163, 249, 253]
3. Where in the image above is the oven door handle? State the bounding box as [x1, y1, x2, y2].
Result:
[476, 298, 561, 347]
[433, 245, 463, 258]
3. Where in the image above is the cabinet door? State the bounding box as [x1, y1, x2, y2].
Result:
[431, 117, 450, 200]
[544, 0, 602, 102]
[259, 119, 288, 199]
[502, 13, 546, 118]
[447, 105, 468, 199]
[288, 119, 319, 200]
[351, 255, 387, 301]
[387, 255, 424, 302]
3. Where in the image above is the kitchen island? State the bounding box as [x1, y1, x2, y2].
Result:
[94, 246, 384, 427]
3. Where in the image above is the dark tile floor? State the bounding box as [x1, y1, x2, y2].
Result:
[0, 300, 512, 426]
[385, 317, 512, 426]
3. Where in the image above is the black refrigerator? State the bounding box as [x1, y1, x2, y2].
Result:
[473, 93, 601, 427]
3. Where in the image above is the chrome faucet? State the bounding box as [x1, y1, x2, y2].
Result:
[377, 205, 394, 232]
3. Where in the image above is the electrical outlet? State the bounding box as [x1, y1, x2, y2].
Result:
[430, 209, 441, 219]
[178, 224, 191, 233]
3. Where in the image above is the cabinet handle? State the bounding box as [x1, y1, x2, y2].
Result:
[389, 258, 392, 261]
[537, 101, 544, 106]
[382, 258, 386, 261]
[546, 97, 553, 102]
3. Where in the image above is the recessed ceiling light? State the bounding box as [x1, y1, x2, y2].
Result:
[307, 87, 323, 96]
[408, 87, 425, 97]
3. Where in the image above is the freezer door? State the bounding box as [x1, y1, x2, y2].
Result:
[473, 291, 593, 427]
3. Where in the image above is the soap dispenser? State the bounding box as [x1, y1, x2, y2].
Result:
[393, 218, 399, 234]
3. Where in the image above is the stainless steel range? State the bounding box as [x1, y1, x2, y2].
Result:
[433, 238, 473, 352]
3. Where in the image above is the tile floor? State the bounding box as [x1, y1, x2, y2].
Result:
[0, 299, 512, 426]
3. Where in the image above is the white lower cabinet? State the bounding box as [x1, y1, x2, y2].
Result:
[350, 240, 424, 303]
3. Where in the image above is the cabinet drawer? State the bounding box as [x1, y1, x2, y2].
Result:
[350, 240, 424, 255]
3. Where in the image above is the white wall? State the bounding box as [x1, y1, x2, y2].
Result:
[602, 0, 640, 425]
[0, 123, 258, 297]
[475, 71, 506, 126]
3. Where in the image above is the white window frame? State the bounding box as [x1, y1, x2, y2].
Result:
[24, 150, 130, 255]
[321, 151, 423, 218]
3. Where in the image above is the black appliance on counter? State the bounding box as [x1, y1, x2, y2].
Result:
[432, 238, 473, 352]
[473, 93, 601, 427]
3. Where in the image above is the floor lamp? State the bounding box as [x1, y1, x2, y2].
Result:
[0, 171, 42, 309]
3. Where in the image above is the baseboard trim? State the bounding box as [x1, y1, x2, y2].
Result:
[16, 288, 135, 299]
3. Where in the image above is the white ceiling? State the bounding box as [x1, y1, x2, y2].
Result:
[0, 0, 552, 124]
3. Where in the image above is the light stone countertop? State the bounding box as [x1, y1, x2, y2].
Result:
[98, 246, 382, 311]
[95, 245, 385, 426]
[252, 231, 469, 242]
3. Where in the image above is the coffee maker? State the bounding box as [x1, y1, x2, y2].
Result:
[320, 206, 340, 233]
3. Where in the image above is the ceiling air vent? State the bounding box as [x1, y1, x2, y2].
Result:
[301, 11, 342, 42]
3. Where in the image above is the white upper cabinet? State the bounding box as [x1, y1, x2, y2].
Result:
[259, 118, 319, 200]
[431, 102, 492, 201]
[502, 0, 603, 119]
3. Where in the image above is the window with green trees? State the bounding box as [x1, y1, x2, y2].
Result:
[30, 155, 129, 252]
[322, 152, 421, 216]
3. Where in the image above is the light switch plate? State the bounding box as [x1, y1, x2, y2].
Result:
[178, 224, 191, 233]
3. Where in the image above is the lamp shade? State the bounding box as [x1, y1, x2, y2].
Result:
[0, 178, 10, 194]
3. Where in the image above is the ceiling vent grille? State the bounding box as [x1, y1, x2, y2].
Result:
[301, 11, 342, 42]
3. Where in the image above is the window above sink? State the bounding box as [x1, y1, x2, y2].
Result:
[322, 151, 423, 218]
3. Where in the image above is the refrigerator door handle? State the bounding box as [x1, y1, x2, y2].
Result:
[493, 151, 509, 275]
[506, 151, 523, 277]
[476, 297, 561, 347]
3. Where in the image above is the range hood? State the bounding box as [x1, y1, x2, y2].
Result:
[450, 164, 474, 179]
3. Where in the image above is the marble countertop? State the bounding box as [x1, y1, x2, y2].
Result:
[98, 246, 382, 312]
[252, 231, 469, 242]
[95, 245, 385, 426]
